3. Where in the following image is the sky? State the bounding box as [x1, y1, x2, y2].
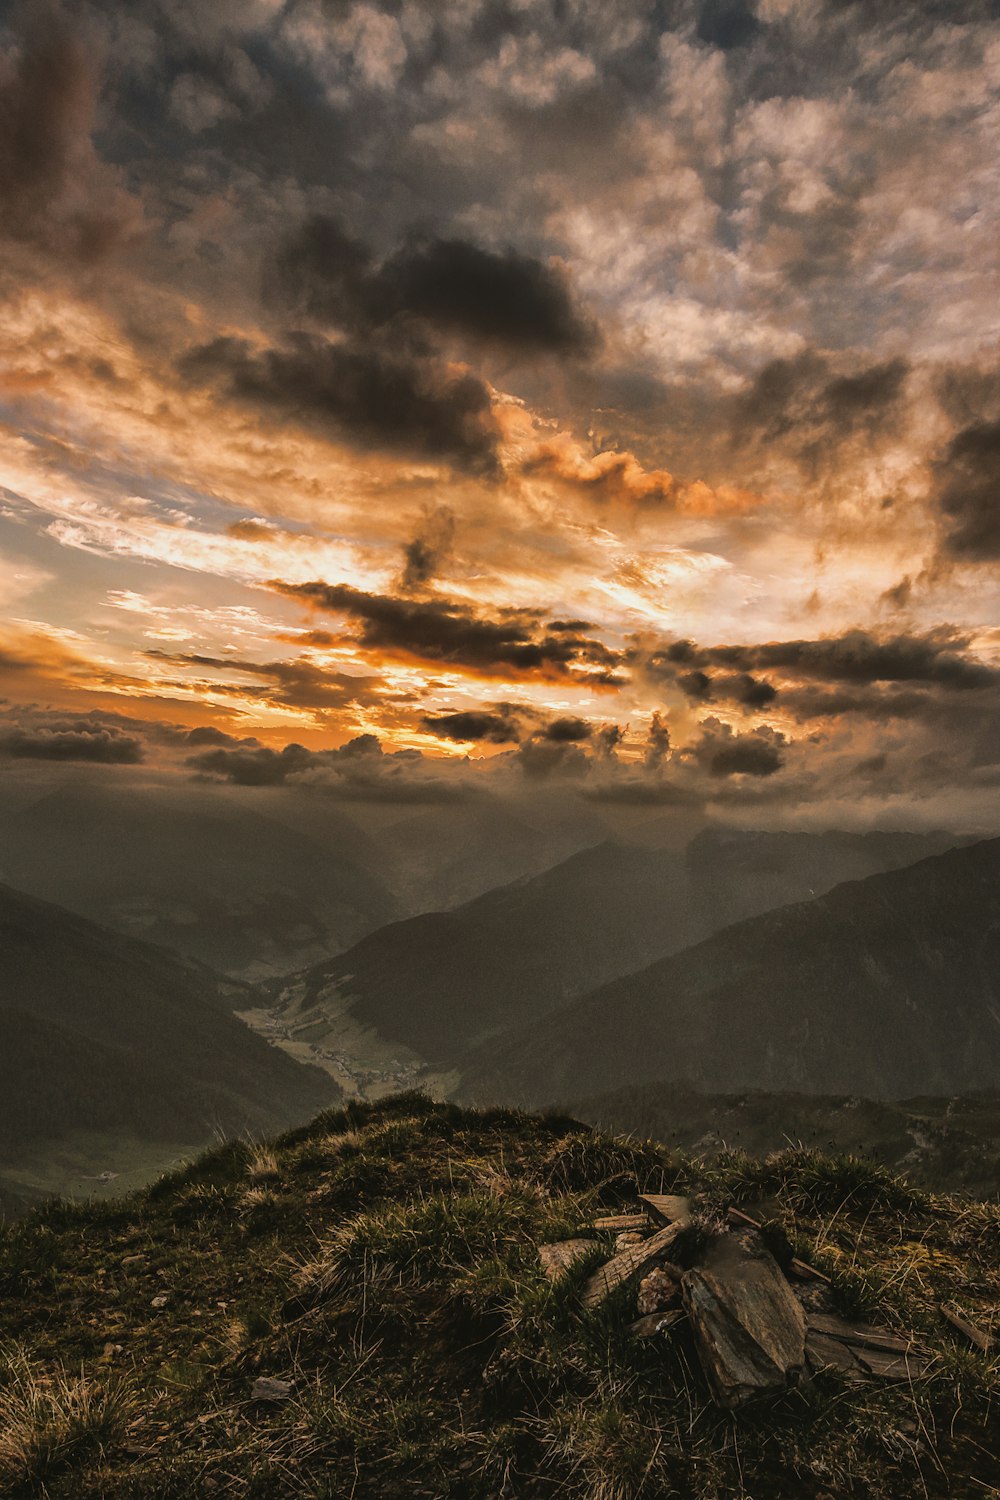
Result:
[0, 0, 998, 824]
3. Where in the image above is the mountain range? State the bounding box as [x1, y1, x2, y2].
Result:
[462, 836, 1000, 1105]
[0, 784, 399, 979]
[0, 880, 335, 1203]
[265, 825, 963, 1070]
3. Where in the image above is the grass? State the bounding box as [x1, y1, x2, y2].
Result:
[0, 1093, 996, 1498]
[0, 1345, 137, 1491]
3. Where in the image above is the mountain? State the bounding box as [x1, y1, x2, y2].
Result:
[261, 826, 964, 1076]
[0, 784, 399, 979]
[570, 1084, 1000, 1196]
[463, 837, 1000, 1105]
[364, 796, 614, 913]
[0, 1094, 994, 1499]
[0, 881, 335, 1196]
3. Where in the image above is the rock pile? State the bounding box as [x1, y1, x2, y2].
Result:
[539, 1192, 936, 1409]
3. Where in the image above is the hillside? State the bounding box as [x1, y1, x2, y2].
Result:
[0, 882, 335, 1199]
[0, 785, 399, 980]
[571, 1085, 1000, 1197]
[0, 1095, 995, 1499]
[462, 837, 1000, 1105]
[256, 827, 961, 1076]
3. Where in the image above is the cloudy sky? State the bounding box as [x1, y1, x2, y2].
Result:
[1, 0, 998, 820]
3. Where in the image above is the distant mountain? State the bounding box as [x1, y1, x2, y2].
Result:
[273, 826, 964, 1070]
[463, 837, 1000, 1104]
[365, 797, 614, 913]
[570, 1084, 1000, 1196]
[0, 784, 399, 979]
[0, 881, 335, 1173]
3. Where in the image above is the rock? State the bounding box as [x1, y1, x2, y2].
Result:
[629, 1310, 685, 1339]
[637, 1264, 683, 1316]
[806, 1313, 932, 1380]
[538, 1239, 599, 1282]
[251, 1377, 294, 1402]
[682, 1233, 807, 1407]
[640, 1194, 690, 1226]
[582, 1221, 686, 1310]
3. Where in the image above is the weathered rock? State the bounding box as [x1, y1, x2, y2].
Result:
[629, 1309, 685, 1339]
[538, 1239, 598, 1282]
[582, 1221, 686, 1310]
[637, 1264, 683, 1316]
[682, 1233, 807, 1407]
[806, 1330, 866, 1378]
[251, 1377, 294, 1402]
[806, 1313, 932, 1379]
[640, 1194, 690, 1226]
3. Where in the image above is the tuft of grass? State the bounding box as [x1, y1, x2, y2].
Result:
[715, 1146, 926, 1215]
[244, 1144, 281, 1183]
[0, 1346, 136, 1489]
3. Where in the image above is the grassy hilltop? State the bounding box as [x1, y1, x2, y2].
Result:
[0, 1095, 996, 1499]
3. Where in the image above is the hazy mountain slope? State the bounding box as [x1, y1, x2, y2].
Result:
[267, 842, 692, 1064]
[570, 1084, 1000, 1196]
[0, 784, 399, 979]
[368, 798, 614, 912]
[272, 827, 964, 1070]
[0, 882, 335, 1158]
[463, 838, 1000, 1104]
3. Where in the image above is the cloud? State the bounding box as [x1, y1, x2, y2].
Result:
[188, 732, 478, 802]
[180, 333, 502, 476]
[686, 718, 787, 778]
[271, 580, 627, 685]
[273, 215, 597, 356]
[0, 13, 142, 264]
[147, 650, 383, 715]
[932, 417, 1000, 561]
[421, 708, 522, 744]
[398, 505, 456, 593]
[732, 352, 910, 472]
[644, 710, 671, 769]
[646, 628, 998, 693]
[0, 717, 144, 764]
[697, 1, 761, 50]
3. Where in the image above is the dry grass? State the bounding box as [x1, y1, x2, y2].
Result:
[0, 1345, 136, 1489]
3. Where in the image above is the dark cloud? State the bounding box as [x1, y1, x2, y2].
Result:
[647, 628, 998, 692]
[148, 650, 382, 714]
[0, 720, 144, 764]
[180, 333, 501, 476]
[273, 215, 597, 356]
[542, 716, 593, 742]
[398, 505, 456, 593]
[188, 733, 477, 802]
[271, 580, 627, 685]
[688, 719, 786, 778]
[183, 725, 261, 749]
[932, 417, 1000, 561]
[379, 236, 597, 355]
[644, 710, 671, 769]
[0, 15, 141, 263]
[515, 737, 590, 779]
[733, 353, 909, 472]
[187, 741, 312, 786]
[697, 1, 761, 50]
[421, 709, 522, 744]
